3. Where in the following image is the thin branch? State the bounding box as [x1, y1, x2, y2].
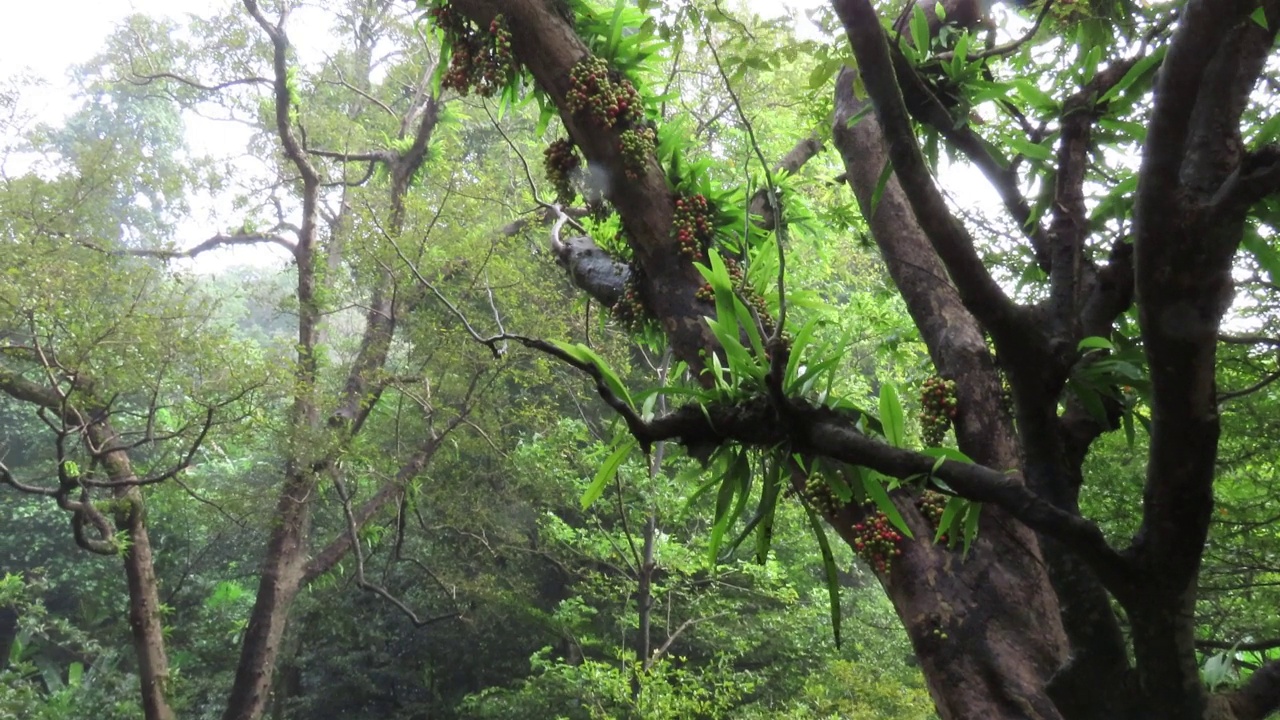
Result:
[702, 22, 789, 399]
[649, 613, 728, 665]
[332, 472, 461, 628]
[320, 72, 397, 118]
[1219, 365, 1280, 402]
[929, 0, 1055, 64]
[129, 71, 271, 93]
[80, 233, 297, 260]
[1197, 637, 1280, 652]
[1208, 145, 1280, 219]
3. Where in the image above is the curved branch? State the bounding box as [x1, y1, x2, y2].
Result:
[834, 0, 1027, 341]
[128, 71, 271, 93]
[1197, 637, 1280, 652]
[1221, 658, 1280, 720]
[1209, 145, 1280, 220]
[82, 233, 298, 260]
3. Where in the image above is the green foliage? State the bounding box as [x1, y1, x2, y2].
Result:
[0, 575, 141, 720]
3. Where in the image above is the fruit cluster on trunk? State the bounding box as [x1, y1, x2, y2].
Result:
[543, 138, 581, 204]
[919, 375, 958, 446]
[915, 489, 949, 544]
[852, 512, 905, 574]
[428, 2, 516, 97]
[566, 56, 643, 128]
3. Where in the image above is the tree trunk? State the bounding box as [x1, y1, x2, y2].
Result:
[222, 467, 313, 720]
[831, 67, 1072, 719]
[0, 604, 17, 673]
[92, 426, 176, 720]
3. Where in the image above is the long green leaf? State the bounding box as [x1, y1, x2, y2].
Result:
[879, 383, 905, 447]
[935, 495, 966, 545]
[753, 459, 782, 562]
[581, 437, 636, 509]
[962, 501, 981, 556]
[1097, 47, 1164, 104]
[803, 503, 843, 648]
[860, 469, 913, 538]
[784, 316, 821, 389]
[607, 0, 627, 57]
[550, 340, 635, 409]
[707, 450, 746, 565]
[575, 344, 634, 409]
[869, 158, 893, 219]
[732, 295, 766, 360]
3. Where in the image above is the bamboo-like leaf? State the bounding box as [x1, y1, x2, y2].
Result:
[1098, 47, 1165, 104]
[682, 448, 730, 509]
[707, 450, 746, 565]
[607, 0, 627, 57]
[860, 469, 913, 538]
[910, 5, 931, 57]
[804, 503, 843, 648]
[581, 437, 637, 510]
[935, 495, 966, 545]
[922, 447, 975, 466]
[784, 316, 821, 389]
[869, 158, 893, 219]
[753, 458, 782, 563]
[1077, 336, 1115, 351]
[962, 501, 981, 555]
[732, 295, 766, 360]
[879, 383, 905, 448]
[573, 344, 634, 409]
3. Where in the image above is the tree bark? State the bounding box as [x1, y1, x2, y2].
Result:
[831, 67, 1072, 720]
[222, 5, 445, 716]
[90, 424, 176, 720]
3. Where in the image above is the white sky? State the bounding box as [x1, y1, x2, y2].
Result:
[0, 0, 1008, 278]
[0, 0, 834, 272]
[0, 0, 214, 120]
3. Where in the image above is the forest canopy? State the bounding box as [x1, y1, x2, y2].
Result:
[3, 1, 1280, 719]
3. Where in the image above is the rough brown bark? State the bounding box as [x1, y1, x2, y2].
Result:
[222, 3, 446, 718]
[831, 66, 1072, 720]
[223, 464, 314, 720]
[0, 605, 15, 673]
[442, 1, 1280, 719]
[91, 428, 177, 720]
[451, 0, 720, 373]
[0, 370, 178, 720]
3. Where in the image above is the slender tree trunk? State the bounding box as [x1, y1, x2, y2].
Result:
[0, 605, 17, 673]
[222, 467, 314, 720]
[221, 5, 441, 710]
[92, 426, 176, 720]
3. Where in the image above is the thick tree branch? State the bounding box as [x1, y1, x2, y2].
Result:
[303, 418, 458, 584]
[491, 327, 1132, 598]
[888, 43, 1050, 269]
[1221, 658, 1280, 720]
[1137, 0, 1254, 210]
[1209, 145, 1280, 219]
[448, 0, 716, 372]
[834, 0, 1027, 342]
[620, 396, 1132, 595]
[243, 0, 320, 191]
[1047, 58, 1141, 331]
